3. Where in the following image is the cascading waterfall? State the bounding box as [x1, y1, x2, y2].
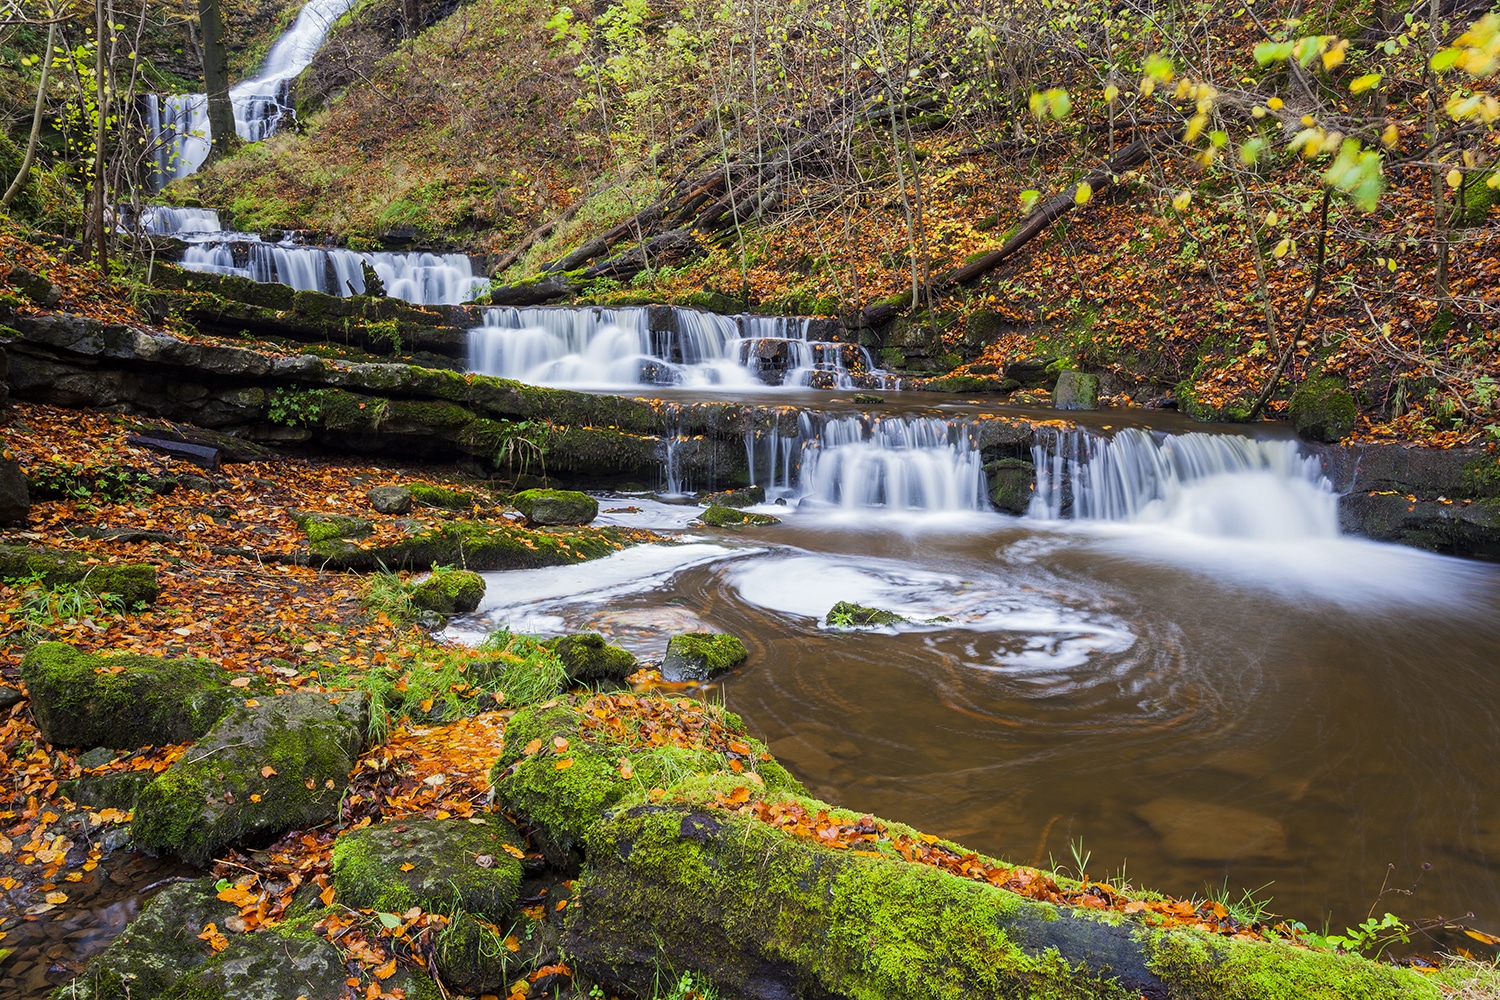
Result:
[179, 239, 486, 305]
[1029, 426, 1339, 539]
[468, 305, 888, 389]
[147, 0, 360, 186]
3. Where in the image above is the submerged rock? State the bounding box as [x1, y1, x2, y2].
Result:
[512, 488, 598, 526]
[132, 692, 367, 866]
[661, 632, 749, 681]
[825, 601, 906, 627]
[20, 642, 237, 749]
[367, 484, 413, 514]
[331, 814, 525, 920]
[1289, 377, 1358, 443]
[544, 632, 637, 683]
[1053, 369, 1101, 410]
[410, 568, 486, 615]
[0, 544, 160, 606]
[698, 504, 780, 527]
[1133, 796, 1289, 863]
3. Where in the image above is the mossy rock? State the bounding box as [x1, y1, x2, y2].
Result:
[1173, 379, 1255, 423]
[0, 544, 160, 607]
[291, 511, 374, 545]
[543, 633, 637, 683]
[409, 568, 486, 615]
[1289, 377, 1358, 443]
[1452, 171, 1499, 227]
[661, 632, 749, 681]
[20, 642, 237, 750]
[331, 814, 525, 921]
[1053, 370, 1101, 411]
[436, 909, 560, 997]
[985, 458, 1035, 516]
[490, 696, 800, 865]
[132, 692, 368, 866]
[698, 505, 780, 527]
[307, 520, 634, 572]
[511, 488, 599, 526]
[60, 768, 158, 812]
[922, 375, 1003, 394]
[825, 601, 905, 627]
[408, 482, 479, 510]
[367, 484, 413, 514]
[704, 485, 765, 509]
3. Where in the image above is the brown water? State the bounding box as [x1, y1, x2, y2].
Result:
[460, 505, 1500, 945]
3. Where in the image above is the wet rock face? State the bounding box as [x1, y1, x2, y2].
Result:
[985, 458, 1035, 516]
[0, 459, 29, 523]
[20, 642, 237, 750]
[1133, 797, 1290, 863]
[661, 632, 749, 681]
[131, 692, 368, 866]
[1053, 369, 1101, 411]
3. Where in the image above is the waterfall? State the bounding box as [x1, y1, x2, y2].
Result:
[147, 0, 359, 186]
[138, 205, 223, 236]
[1029, 427, 1339, 539]
[468, 305, 888, 390]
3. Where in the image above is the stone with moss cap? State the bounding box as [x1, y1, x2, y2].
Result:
[985, 457, 1035, 515]
[331, 814, 525, 920]
[698, 504, 781, 527]
[490, 695, 801, 864]
[436, 910, 560, 996]
[543, 632, 637, 683]
[304, 519, 639, 572]
[1289, 377, 1359, 443]
[703, 485, 765, 508]
[290, 510, 374, 546]
[511, 488, 599, 526]
[408, 482, 480, 510]
[409, 568, 486, 615]
[20, 642, 238, 749]
[826, 601, 906, 627]
[0, 544, 160, 607]
[661, 632, 748, 681]
[132, 691, 368, 867]
[1053, 369, 1101, 410]
[565, 785, 1449, 1000]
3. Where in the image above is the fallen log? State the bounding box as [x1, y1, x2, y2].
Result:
[126, 435, 221, 470]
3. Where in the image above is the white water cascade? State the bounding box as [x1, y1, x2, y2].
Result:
[730, 413, 987, 511]
[468, 306, 887, 389]
[147, 0, 359, 185]
[1028, 427, 1339, 539]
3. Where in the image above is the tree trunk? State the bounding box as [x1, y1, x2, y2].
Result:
[1, 19, 58, 211]
[198, 0, 235, 164]
[92, 0, 108, 274]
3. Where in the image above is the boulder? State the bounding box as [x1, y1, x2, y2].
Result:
[986, 458, 1035, 515]
[19, 642, 237, 749]
[132, 692, 367, 866]
[512, 488, 598, 526]
[1289, 377, 1358, 443]
[331, 814, 525, 920]
[8, 264, 61, 307]
[290, 511, 374, 545]
[409, 568, 486, 615]
[825, 601, 905, 627]
[661, 632, 749, 681]
[0, 544, 160, 606]
[1053, 369, 1101, 411]
[437, 910, 560, 996]
[409, 482, 479, 510]
[698, 504, 780, 527]
[0, 458, 29, 523]
[305, 519, 635, 572]
[704, 485, 765, 508]
[367, 484, 413, 514]
[1133, 797, 1290, 863]
[543, 632, 637, 683]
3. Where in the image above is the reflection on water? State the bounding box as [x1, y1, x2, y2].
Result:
[455, 508, 1500, 939]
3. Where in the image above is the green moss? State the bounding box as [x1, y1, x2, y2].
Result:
[0, 544, 160, 606]
[923, 375, 1002, 394]
[1289, 377, 1359, 442]
[1453, 171, 1499, 227]
[985, 458, 1036, 516]
[543, 632, 637, 683]
[310, 519, 635, 572]
[511, 488, 599, 526]
[330, 814, 525, 920]
[698, 504, 780, 527]
[661, 633, 749, 680]
[292, 512, 375, 545]
[826, 601, 906, 627]
[409, 567, 486, 615]
[704, 486, 765, 508]
[1174, 378, 1255, 423]
[408, 482, 479, 510]
[131, 693, 367, 866]
[20, 642, 237, 750]
[1461, 456, 1500, 499]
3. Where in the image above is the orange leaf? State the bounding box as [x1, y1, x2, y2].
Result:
[522, 739, 543, 756]
[261, 766, 277, 778]
[230, 678, 251, 688]
[374, 958, 398, 980]
[551, 736, 569, 752]
[555, 758, 573, 770]
[500, 844, 525, 859]
[400, 863, 415, 872]
[320, 885, 336, 907]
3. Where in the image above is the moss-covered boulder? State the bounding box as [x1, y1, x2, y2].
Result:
[0, 544, 160, 606]
[1053, 369, 1101, 410]
[1289, 377, 1359, 443]
[565, 788, 1448, 1000]
[132, 692, 368, 866]
[409, 482, 480, 510]
[826, 601, 905, 627]
[661, 632, 749, 681]
[306, 519, 636, 572]
[543, 632, 637, 683]
[1174, 378, 1255, 423]
[20, 642, 237, 749]
[331, 814, 525, 920]
[59, 768, 158, 811]
[698, 504, 781, 527]
[291, 511, 374, 546]
[436, 910, 559, 997]
[985, 458, 1035, 515]
[703, 485, 765, 508]
[409, 568, 486, 615]
[512, 488, 599, 526]
[59, 878, 359, 1000]
[490, 694, 800, 864]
